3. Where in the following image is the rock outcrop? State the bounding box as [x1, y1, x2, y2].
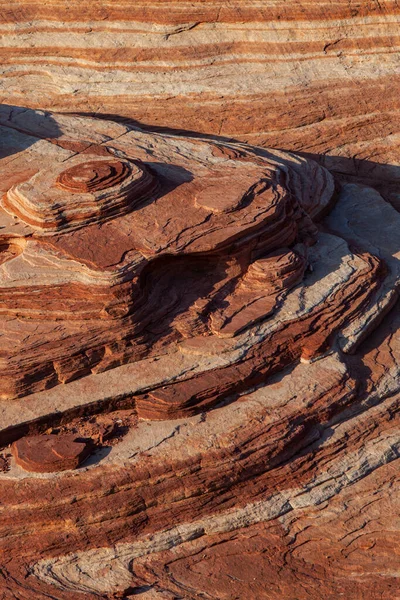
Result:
[0, 106, 399, 599]
[1, 0, 400, 202]
[11, 434, 92, 473]
[0, 104, 338, 404]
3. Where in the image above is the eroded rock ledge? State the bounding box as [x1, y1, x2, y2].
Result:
[0, 107, 399, 600]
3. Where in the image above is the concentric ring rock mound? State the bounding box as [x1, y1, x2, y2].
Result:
[0, 106, 399, 600]
[4, 155, 158, 231]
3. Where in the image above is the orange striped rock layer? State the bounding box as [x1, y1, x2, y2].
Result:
[0, 0, 399, 204]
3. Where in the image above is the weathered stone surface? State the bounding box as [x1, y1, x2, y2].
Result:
[1, 0, 399, 203]
[4, 154, 158, 231]
[0, 96, 399, 600]
[1, 5, 399, 596]
[11, 434, 91, 473]
[0, 105, 342, 405]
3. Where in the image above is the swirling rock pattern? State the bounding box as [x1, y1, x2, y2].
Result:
[4, 155, 158, 231]
[0, 109, 399, 600]
[0, 105, 337, 401]
[1, 0, 399, 202]
[56, 159, 130, 193]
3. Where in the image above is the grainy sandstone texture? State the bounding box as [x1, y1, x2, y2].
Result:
[0, 2, 399, 599]
[1, 0, 400, 198]
[0, 105, 398, 600]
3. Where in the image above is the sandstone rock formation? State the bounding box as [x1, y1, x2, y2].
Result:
[0, 105, 399, 599]
[11, 434, 92, 473]
[0, 103, 337, 405]
[1, 0, 400, 201]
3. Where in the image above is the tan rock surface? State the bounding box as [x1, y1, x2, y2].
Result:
[1, 1, 400, 199]
[1, 3, 400, 593]
[0, 106, 398, 600]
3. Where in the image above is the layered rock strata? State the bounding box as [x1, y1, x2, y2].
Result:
[0, 104, 340, 404]
[1, 1, 400, 203]
[4, 155, 158, 231]
[11, 434, 92, 473]
[0, 108, 398, 600]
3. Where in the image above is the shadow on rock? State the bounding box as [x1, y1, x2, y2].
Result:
[0, 104, 62, 160]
